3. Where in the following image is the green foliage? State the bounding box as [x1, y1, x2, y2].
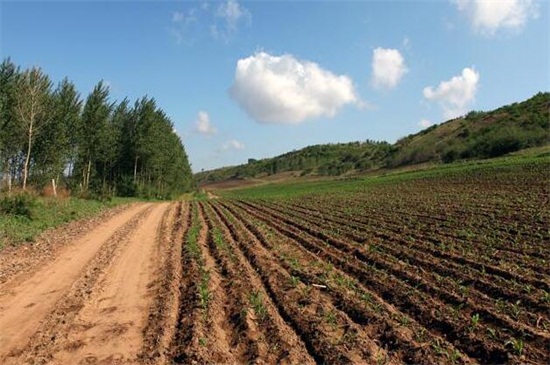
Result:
[0, 58, 193, 199]
[196, 93, 548, 187]
[222, 149, 549, 200]
[196, 140, 392, 184]
[393, 92, 550, 166]
[0, 194, 132, 248]
[0, 193, 36, 218]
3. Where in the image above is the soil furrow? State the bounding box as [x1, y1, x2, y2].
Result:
[227, 200, 545, 364]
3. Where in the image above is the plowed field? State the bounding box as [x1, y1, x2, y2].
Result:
[0, 160, 548, 364]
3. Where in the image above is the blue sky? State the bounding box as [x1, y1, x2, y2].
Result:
[2, 0, 548, 172]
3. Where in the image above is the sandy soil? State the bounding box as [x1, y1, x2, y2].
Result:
[0, 202, 171, 365]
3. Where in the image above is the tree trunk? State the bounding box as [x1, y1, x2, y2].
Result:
[85, 159, 91, 191]
[22, 123, 33, 190]
[133, 155, 138, 183]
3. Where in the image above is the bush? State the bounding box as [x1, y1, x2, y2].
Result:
[0, 193, 36, 219]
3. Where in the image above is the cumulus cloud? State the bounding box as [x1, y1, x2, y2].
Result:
[194, 111, 217, 136]
[371, 48, 408, 90]
[453, 0, 539, 35]
[221, 139, 245, 151]
[423, 67, 480, 120]
[230, 52, 359, 124]
[419, 119, 433, 128]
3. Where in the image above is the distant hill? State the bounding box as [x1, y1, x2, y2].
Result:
[196, 92, 549, 185]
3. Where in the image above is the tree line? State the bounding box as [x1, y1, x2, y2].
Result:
[0, 58, 193, 199]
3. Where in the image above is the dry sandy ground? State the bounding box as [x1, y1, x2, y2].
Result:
[0, 202, 172, 365]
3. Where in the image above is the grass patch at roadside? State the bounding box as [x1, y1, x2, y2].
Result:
[0, 195, 135, 249]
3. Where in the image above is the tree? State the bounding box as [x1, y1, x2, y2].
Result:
[0, 59, 20, 191]
[13, 66, 52, 190]
[78, 81, 111, 193]
[32, 78, 82, 185]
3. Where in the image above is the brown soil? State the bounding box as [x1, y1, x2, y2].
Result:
[0, 159, 547, 365]
[0, 202, 170, 365]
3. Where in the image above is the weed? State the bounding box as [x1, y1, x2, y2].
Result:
[199, 337, 208, 346]
[289, 275, 300, 287]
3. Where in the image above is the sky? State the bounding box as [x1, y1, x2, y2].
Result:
[1, 0, 548, 172]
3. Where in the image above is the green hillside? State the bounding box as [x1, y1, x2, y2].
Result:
[196, 92, 549, 185]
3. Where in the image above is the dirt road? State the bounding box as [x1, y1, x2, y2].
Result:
[0, 202, 172, 365]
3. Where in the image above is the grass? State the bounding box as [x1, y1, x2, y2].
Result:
[218, 147, 550, 200]
[0, 195, 134, 249]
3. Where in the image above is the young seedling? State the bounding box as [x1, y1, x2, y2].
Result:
[431, 339, 446, 356]
[324, 309, 338, 328]
[509, 300, 521, 320]
[249, 290, 267, 322]
[199, 269, 212, 319]
[505, 337, 524, 356]
[486, 327, 499, 340]
[289, 275, 300, 287]
[448, 349, 461, 364]
[468, 313, 480, 332]
[541, 290, 550, 303]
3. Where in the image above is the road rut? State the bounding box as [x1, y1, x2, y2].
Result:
[0, 202, 171, 365]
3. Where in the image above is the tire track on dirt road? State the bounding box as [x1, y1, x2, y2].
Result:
[47, 203, 171, 365]
[0, 202, 169, 364]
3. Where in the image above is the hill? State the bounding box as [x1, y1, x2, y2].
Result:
[196, 92, 549, 185]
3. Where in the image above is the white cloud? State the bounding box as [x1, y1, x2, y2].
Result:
[423, 67, 480, 120]
[194, 111, 217, 136]
[419, 119, 433, 128]
[230, 52, 359, 124]
[221, 139, 245, 151]
[453, 0, 539, 35]
[172, 11, 184, 23]
[169, 9, 200, 44]
[216, 0, 251, 32]
[371, 48, 408, 89]
[170, 0, 251, 44]
[212, 0, 251, 41]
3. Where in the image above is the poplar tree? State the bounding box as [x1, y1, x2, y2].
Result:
[78, 81, 111, 193]
[13, 66, 52, 190]
[0, 59, 20, 191]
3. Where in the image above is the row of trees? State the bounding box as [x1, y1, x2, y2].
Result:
[0, 58, 193, 199]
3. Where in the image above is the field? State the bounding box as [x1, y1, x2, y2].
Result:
[0, 153, 548, 364]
